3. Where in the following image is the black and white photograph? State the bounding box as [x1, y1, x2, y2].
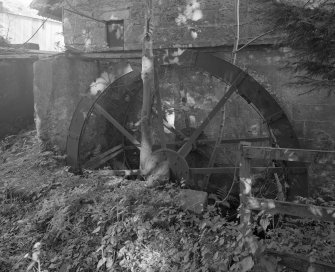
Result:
[0, 0, 334, 271]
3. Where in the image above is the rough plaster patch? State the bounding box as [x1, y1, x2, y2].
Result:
[190, 29, 198, 39]
[175, 0, 203, 26]
[142, 56, 153, 73]
[34, 103, 42, 138]
[90, 63, 133, 95]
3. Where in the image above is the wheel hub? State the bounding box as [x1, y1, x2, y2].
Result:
[151, 148, 190, 184]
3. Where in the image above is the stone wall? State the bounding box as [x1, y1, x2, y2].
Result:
[33, 56, 99, 151]
[63, 0, 277, 51]
[33, 56, 142, 151]
[218, 47, 335, 152]
[0, 60, 34, 139]
[34, 47, 335, 155]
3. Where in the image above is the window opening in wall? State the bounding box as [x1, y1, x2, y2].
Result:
[106, 20, 124, 49]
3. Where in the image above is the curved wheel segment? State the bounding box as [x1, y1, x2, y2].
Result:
[176, 51, 300, 158]
[66, 71, 142, 171]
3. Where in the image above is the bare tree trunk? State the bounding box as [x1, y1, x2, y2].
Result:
[140, 0, 155, 172]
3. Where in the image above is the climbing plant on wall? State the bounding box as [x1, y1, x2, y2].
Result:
[273, 1, 335, 95]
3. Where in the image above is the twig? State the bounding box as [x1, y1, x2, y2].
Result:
[236, 28, 277, 53]
[21, 18, 48, 46]
[303, 0, 313, 8]
[64, 0, 105, 23]
[232, 0, 240, 64]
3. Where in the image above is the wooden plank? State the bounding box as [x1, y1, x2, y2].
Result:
[78, 51, 142, 60]
[191, 167, 237, 174]
[243, 146, 335, 164]
[246, 197, 335, 222]
[190, 166, 287, 174]
[218, 136, 269, 144]
[265, 250, 335, 272]
[0, 54, 38, 60]
[83, 144, 124, 169]
[96, 169, 141, 176]
[0, 46, 57, 55]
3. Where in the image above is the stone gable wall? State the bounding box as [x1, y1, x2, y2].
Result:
[63, 0, 278, 51]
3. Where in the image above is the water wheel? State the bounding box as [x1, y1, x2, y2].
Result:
[66, 50, 307, 198]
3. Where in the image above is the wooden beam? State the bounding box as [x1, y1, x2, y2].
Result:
[0, 46, 57, 55]
[243, 146, 335, 164]
[70, 47, 238, 62]
[190, 166, 289, 174]
[78, 51, 142, 60]
[218, 136, 269, 144]
[246, 197, 335, 222]
[0, 54, 38, 60]
[82, 144, 124, 169]
[95, 169, 141, 176]
[94, 104, 141, 148]
[264, 250, 335, 272]
[191, 167, 237, 174]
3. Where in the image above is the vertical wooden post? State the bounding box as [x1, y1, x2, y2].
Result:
[239, 141, 252, 235]
[140, 0, 154, 171]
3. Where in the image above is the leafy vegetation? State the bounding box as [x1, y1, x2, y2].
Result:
[0, 130, 334, 272]
[273, 1, 335, 94]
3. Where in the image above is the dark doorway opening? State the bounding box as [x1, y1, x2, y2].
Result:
[106, 20, 124, 50]
[0, 60, 35, 139]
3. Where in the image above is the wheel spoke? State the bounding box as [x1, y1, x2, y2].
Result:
[94, 104, 141, 148]
[178, 71, 247, 158]
[83, 144, 124, 169]
[152, 110, 188, 139]
[188, 137, 270, 146]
